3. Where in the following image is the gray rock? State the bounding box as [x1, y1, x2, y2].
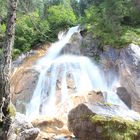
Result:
[61, 32, 82, 55]
[100, 46, 120, 64]
[8, 113, 40, 140]
[118, 44, 140, 112]
[16, 128, 40, 140]
[81, 33, 99, 57]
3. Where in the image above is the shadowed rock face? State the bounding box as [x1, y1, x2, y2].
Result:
[116, 87, 132, 108]
[118, 44, 140, 112]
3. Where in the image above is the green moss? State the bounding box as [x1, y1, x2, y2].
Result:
[90, 115, 140, 140]
[15, 128, 20, 134]
[12, 48, 21, 60]
[103, 102, 113, 107]
[7, 103, 16, 117]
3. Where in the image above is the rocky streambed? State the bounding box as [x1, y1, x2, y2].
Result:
[8, 90, 140, 140]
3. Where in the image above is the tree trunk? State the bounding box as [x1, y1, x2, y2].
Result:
[0, 0, 18, 139]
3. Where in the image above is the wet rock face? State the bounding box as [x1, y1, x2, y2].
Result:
[11, 69, 39, 114]
[68, 103, 140, 140]
[55, 90, 105, 124]
[118, 44, 140, 112]
[61, 32, 82, 55]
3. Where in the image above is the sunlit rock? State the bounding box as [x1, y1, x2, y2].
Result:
[32, 117, 73, 140]
[118, 43, 140, 112]
[55, 90, 105, 124]
[11, 46, 49, 114]
[11, 69, 39, 114]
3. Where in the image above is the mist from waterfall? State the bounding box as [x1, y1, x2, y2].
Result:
[26, 26, 128, 120]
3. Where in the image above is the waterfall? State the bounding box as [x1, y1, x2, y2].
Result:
[26, 26, 128, 120]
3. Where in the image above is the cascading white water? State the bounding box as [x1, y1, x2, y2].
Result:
[26, 26, 131, 120]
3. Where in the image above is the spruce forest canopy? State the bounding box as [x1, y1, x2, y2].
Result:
[0, 0, 140, 59]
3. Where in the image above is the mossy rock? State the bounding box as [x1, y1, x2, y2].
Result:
[90, 115, 140, 140]
[7, 103, 16, 117]
[68, 103, 140, 140]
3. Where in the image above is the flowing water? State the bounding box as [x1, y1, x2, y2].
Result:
[26, 26, 139, 121]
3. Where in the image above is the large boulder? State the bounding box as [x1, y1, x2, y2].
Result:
[68, 103, 140, 140]
[118, 44, 140, 112]
[8, 113, 40, 140]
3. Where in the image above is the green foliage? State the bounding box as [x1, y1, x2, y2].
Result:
[120, 27, 140, 46]
[14, 12, 50, 55]
[79, 0, 94, 16]
[12, 49, 21, 60]
[0, 0, 7, 17]
[15, 14, 37, 52]
[90, 115, 140, 140]
[12, 3, 77, 59]
[47, 5, 77, 32]
[70, 0, 80, 16]
[0, 24, 6, 34]
[83, 0, 140, 47]
[1, 0, 78, 59]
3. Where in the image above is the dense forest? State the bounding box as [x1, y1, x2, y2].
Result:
[0, 0, 140, 59]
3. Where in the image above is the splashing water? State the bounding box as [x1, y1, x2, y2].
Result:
[26, 26, 136, 120]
